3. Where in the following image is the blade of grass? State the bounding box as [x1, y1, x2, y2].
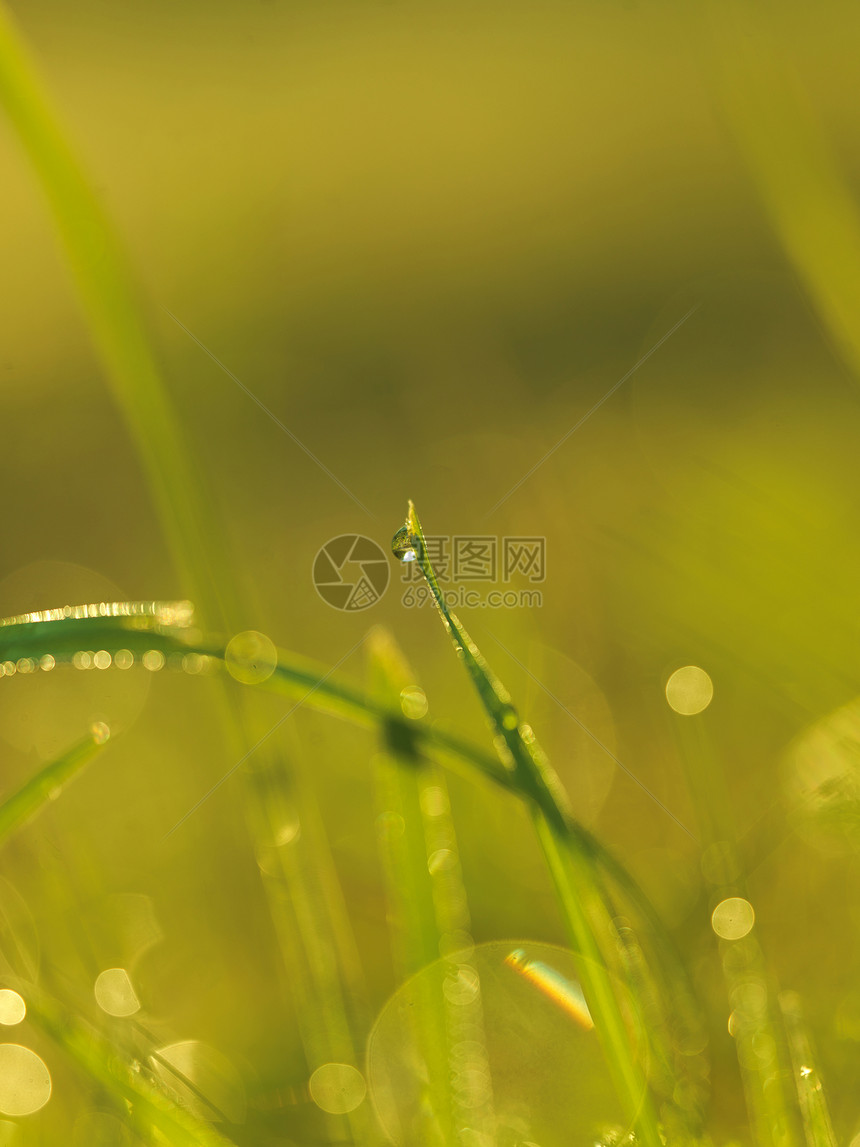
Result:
[0, 5, 234, 628]
[23, 982, 237, 1147]
[0, 727, 109, 845]
[704, 0, 860, 382]
[369, 627, 493, 1146]
[671, 710, 803, 1147]
[244, 733, 381, 1145]
[0, 13, 373, 1140]
[0, 610, 700, 979]
[779, 991, 838, 1147]
[401, 501, 662, 1147]
[4, 608, 711, 1136]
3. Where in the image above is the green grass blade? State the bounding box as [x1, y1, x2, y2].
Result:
[671, 711, 802, 1147]
[24, 983, 237, 1147]
[400, 501, 663, 1147]
[369, 627, 483, 1146]
[0, 15, 373, 1142]
[779, 991, 838, 1147]
[0, 728, 108, 845]
[245, 736, 380, 1146]
[0, 609, 697, 980]
[706, 0, 860, 383]
[368, 628, 449, 979]
[0, 5, 233, 628]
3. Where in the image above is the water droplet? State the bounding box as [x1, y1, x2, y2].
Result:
[391, 526, 419, 563]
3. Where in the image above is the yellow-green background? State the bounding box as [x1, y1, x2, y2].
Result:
[2, 1, 860, 1142]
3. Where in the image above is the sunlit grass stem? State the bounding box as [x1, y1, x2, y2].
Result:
[402, 501, 664, 1147]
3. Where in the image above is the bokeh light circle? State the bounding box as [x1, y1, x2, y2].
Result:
[711, 897, 755, 940]
[367, 940, 644, 1146]
[309, 1063, 367, 1114]
[225, 630, 278, 685]
[0, 1044, 52, 1115]
[399, 685, 428, 720]
[0, 992, 26, 1026]
[665, 666, 713, 715]
[94, 968, 140, 1017]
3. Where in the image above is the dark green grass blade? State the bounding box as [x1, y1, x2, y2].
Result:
[0, 728, 108, 845]
[401, 501, 663, 1147]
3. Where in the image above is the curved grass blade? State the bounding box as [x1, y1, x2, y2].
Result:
[3, 610, 712, 1134]
[0, 727, 109, 846]
[0, 608, 701, 1003]
[399, 501, 663, 1147]
[23, 983, 237, 1147]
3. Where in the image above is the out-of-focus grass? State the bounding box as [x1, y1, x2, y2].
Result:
[402, 501, 665, 1145]
[0, 726, 107, 845]
[1, 0, 859, 1143]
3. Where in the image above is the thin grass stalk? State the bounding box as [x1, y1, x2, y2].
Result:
[245, 737, 379, 1145]
[369, 626, 491, 1146]
[703, 0, 860, 382]
[0, 4, 235, 630]
[0, 729, 108, 845]
[24, 983, 236, 1147]
[779, 991, 838, 1147]
[400, 501, 663, 1147]
[671, 711, 802, 1147]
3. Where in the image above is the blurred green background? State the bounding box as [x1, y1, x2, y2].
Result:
[2, 1, 860, 1142]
